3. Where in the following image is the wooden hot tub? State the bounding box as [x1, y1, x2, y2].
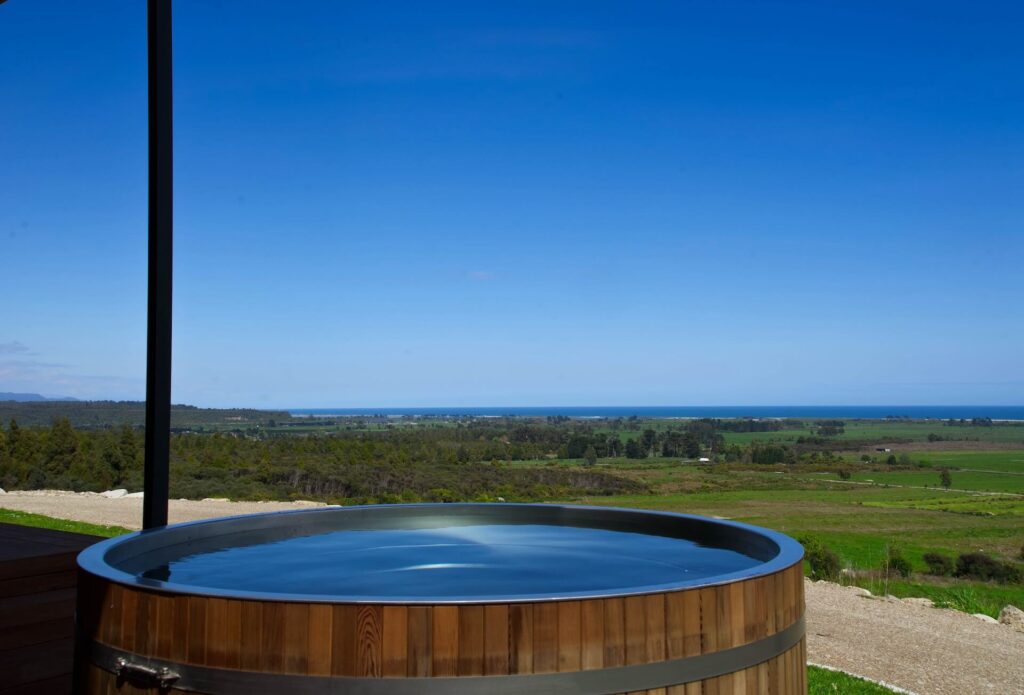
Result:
[74, 504, 806, 693]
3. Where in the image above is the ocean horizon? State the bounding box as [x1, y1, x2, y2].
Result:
[287, 405, 1024, 420]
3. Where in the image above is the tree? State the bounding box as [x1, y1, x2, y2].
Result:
[683, 431, 701, 459]
[641, 429, 658, 456]
[583, 445, 597, 467]
[624, 438, 644, 459]
[939, 469, 952, 489]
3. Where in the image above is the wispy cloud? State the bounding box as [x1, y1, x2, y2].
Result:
[0, 341, 30, 355]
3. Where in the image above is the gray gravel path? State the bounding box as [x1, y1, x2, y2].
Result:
[0, 489, 333, 529]
[3, 491, 1023, 693]
[806, 580, 1024, 694]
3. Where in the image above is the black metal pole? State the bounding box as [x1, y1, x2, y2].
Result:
[143, 0, 173, 529]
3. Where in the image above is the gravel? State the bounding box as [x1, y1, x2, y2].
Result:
[806, 579, 1024, 695]
[0, 489, 334, 528]
[3, 491, 1023, 693]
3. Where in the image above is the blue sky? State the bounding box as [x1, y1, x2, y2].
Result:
[1, 1, 1022, 407]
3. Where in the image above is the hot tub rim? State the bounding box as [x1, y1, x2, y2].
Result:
[77, 502, 805, 605]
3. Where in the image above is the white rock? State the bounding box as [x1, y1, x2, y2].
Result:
[849, 587, 873, 597]
[0, 487, 5, 494]
[998, 605, 1024, 632]
[101, 489, 128, 499]
[202, 497, 230, 503]
[291, 500, 326, 507]
[123, 491, 144, 498]
[902, 597, 935, 608]
[972, 613, 999, 624]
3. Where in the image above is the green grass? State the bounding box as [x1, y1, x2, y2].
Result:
[844, 469, 1024, 493]
[807, 666, 898, 694]
[846, 577, 1019, 618]
[0, 508, 129, 538]
[557, 463, 1024, 616]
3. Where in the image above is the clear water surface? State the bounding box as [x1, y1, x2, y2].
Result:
[140, 523, 761, 599]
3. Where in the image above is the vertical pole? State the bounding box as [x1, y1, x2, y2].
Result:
[143, 0, 173, 529]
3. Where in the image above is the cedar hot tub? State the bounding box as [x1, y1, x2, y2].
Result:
[74, 504, 806, 694]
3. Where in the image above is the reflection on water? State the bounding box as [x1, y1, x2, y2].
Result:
[141, 524, 759, 598]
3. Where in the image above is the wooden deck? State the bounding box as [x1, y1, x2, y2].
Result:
[0, 523, 101, 695]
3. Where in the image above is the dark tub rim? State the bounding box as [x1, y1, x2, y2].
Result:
[77, 503, 804, 604]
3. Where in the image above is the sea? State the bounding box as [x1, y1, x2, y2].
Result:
[287, 405, 1024, 420]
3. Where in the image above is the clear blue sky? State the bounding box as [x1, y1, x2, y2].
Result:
[2, 1, 1022, 407]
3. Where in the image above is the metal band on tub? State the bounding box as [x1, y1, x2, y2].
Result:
[84, 615, 804, 694]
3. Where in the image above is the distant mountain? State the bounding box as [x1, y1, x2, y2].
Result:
[0, 392, 79, 402]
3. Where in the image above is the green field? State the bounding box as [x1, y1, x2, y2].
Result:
[719, 421, 1024, 445]
[547, 450, 1024, 616]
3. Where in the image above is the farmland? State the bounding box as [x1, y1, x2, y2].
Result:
[1, 408, 1022, 616]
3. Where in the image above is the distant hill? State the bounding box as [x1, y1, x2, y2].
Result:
[0, 392, 78, 402]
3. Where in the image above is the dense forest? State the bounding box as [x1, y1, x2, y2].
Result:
[2, 410, 980, 503]
[0, 418, 645, 503]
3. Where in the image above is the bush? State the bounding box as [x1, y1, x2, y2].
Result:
[923, 552, 954, 576]
[881, 546, 912, 578]
[955, 553, 1022, 583]
[800, 537, 841, 581]
[837, 469, 851, 480]
[939, 469, 952, 489]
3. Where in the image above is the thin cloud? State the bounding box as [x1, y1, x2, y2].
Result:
[0, 341, 30, 355]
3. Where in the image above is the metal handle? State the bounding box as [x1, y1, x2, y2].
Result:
[115, 657, 180, 689]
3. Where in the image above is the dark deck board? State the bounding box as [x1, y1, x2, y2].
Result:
[0, 522, 102, 695]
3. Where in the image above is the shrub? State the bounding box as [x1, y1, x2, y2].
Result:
[939, 469, 952, 489]
[881, 546, 912, 578]
[800, 537, 841, 581]
[923, 552, 954, 576]
[955, 552, 1022, 583]
[837, 469, 851, 480]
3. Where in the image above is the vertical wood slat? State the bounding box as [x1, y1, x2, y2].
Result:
[458, 605, 485, 676]
[509, 603, 534, 674]
[307, 604, 333, 675]
[330, 604, 356, 676]
[239, 601, 263, 670]
[382, 605, 408, 677]
[644, 593, 665, 664]
[624, 595, 647, 665]
[204, 597, 229, 668]
[283, 603, 310, 674]
[186, 594, 206, 666]
[406, 605, 432, 677]
[580, 599, 604, 671]
[431, 605, 459, 676]
[483, 604, 510, 675]
[532, 602, 558, 673]
[356, 605, 382, 677]
[260, 601, 284, 672]
[603, 596, 626, 668]
[556, 601, 581, 672]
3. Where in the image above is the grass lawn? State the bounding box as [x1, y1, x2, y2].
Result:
[807, 666, 898, 694]
[0, 508, 129, 537]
